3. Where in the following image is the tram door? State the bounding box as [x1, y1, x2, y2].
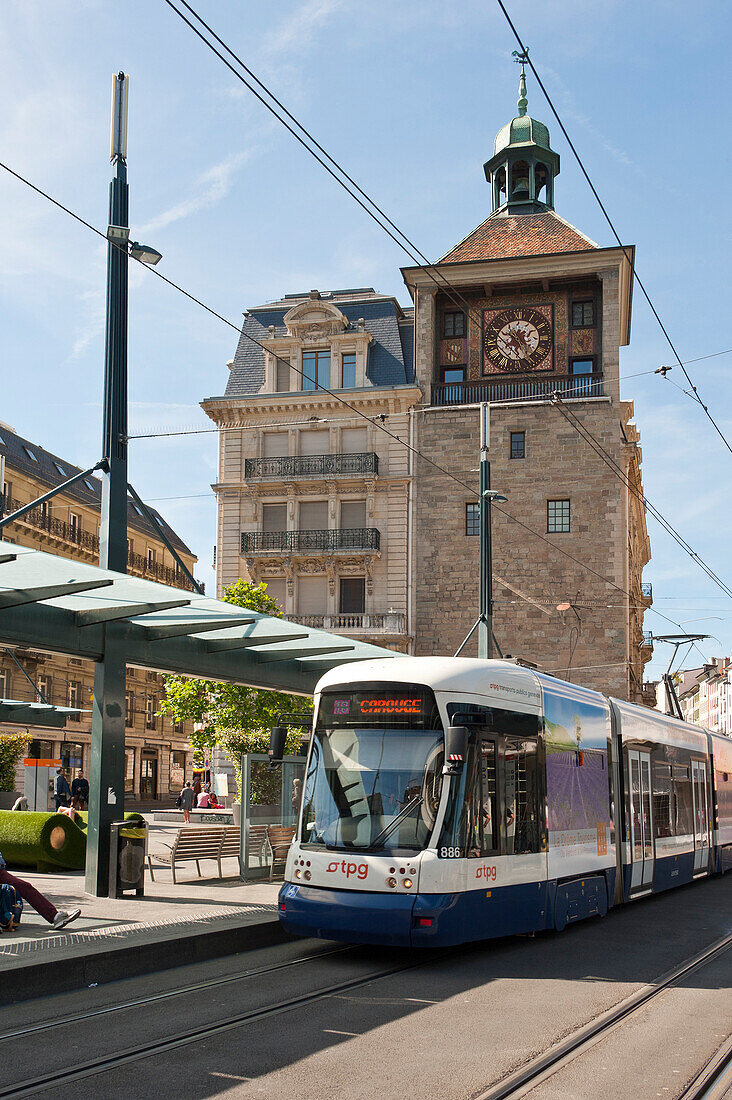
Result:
[628, 750, 654, 891]
[691, 760, 711, 874]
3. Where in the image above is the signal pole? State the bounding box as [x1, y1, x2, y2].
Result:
[86, 73, 130, 895]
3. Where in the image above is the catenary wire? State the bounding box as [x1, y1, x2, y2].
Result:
[495, 0, 732, 458]
[165, 0, 732, 458]
[551, 397, 732, 599]
[0, 157, 708, 646]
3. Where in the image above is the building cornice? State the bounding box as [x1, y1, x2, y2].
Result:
[201, 385, 422, 424]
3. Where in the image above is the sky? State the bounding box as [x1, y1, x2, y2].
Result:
[0, 0, 730, 684]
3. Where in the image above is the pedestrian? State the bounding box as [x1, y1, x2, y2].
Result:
[0, 852, 80, 931]
[192, 776, 202, 803]
[53, 768, 71, 811]
[179, 781, 195, 824]
[70, 770, 89, 808]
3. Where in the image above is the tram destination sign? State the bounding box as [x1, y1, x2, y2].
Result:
[320, 687, 439, 729]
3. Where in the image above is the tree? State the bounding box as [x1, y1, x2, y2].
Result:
[0, 733, 30, 793]
[159, 580, 313, 799]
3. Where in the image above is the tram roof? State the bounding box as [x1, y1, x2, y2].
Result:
[0, 541, 402, 695]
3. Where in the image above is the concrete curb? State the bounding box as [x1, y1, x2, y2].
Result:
[0, 915, 292, 1006]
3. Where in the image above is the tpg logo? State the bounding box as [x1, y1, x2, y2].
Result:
[326, 860, 368, 880]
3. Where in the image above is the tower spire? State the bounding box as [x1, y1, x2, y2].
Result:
[513, 48, 529, 117]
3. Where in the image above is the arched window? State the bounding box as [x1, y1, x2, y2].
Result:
[495, 165, 507, 208]
[511, 160, 530, 199]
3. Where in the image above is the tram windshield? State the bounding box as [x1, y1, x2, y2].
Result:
[301, 686, 443, 852]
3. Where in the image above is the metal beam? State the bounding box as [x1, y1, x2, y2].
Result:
[0, 461, 106, 532]
[255, 644, 355, 663]
[76, 598, 191, 626]
[140, 616, 256, 641]
[205, 632, 309, 653]
[0, 554, 18, 565]
[127, 481, 204, 596]
[0, 578, 114, 610]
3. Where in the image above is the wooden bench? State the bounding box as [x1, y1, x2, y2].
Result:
[267, 825, 296, 879]
[148, 826, 241, 884]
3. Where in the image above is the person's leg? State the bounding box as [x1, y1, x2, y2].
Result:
[0, 868, 57, 924]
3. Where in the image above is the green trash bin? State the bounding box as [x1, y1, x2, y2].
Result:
[109, 820, 147, 898]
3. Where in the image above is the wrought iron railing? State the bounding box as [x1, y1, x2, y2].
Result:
[245, 453, 378, 480]
[5, 495, 201, 593]
[241, 528, 381, 554]
[285, 611, 405, 633]
[431, 372, 604, 408]
[641, 581, 653, 600]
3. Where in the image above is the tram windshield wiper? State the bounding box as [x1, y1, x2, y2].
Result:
[369, 793, 424, 850]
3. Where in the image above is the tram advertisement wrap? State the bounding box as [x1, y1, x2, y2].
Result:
[543, 688, 612, 866]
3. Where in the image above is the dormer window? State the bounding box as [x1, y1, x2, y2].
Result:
[24, 446, 38, 462]
[275, 359, 290, 392]
[302, 350, 330, 392]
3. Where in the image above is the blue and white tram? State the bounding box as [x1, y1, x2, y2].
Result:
[278, 657, 731, 948]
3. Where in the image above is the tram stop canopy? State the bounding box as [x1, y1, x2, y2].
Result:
[0, 540, 402, 694]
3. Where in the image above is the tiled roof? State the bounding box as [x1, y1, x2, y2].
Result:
[223, 290, 414, 398]
[439, 211, 598, 264]
[0, 423, 194, 556]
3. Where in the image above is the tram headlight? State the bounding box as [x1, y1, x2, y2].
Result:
[295, 869, 302, 879]
[303, 870, 311, 881]
[386, 877, 397, 888]
[403, 879, 413, 889]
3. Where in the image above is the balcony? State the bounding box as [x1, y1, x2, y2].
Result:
[5, 496, 201, 593]
[431, 372, 604, 408]
[245, 453, 378, 480]
[285, 611, 405, 634]
[241, 528, 381, 554]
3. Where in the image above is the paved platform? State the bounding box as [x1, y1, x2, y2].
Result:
[0, 817, 287, 1004]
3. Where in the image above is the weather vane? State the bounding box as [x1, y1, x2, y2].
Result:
[511, 47, 530, 115]
[512, 47, 530, 71]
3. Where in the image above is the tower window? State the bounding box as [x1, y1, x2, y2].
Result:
[535, 162, 548, 201]
[443, 367, 465, 384]
[444, 311, 465, 338]
[510, 431, 525, 459]
[547, 499, 571, 534]
[569, 358, 595, 375]
[302, 350, 330, 391]
[465, 503, 479, 536]
[511, 160, 530, 199]
[571, 301, 595, 327]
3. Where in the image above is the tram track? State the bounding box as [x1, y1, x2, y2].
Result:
[471, 933, 732, 1100]
[0, 948, 447, 1098]
[0, 941, 354, 1042]
[679, 1036, 732, 1100]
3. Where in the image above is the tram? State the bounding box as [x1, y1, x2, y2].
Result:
[277, 657, 732, 947]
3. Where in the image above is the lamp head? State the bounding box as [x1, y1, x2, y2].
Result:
[129, 241, 162, 265]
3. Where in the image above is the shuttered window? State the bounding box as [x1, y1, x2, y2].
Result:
[300, 430, 330, 456]
[341, 501, 366, 528]
[265, 578, 286, 611]
[262, 504, 287, 532]
[341, 428, 367, 454]
[299, 500, 328, 529]
[298, 576, 327, 614]
[262, 432, 288, 458]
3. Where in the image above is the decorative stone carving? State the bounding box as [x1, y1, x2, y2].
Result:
[283, 559, 295, 598]
[298, 558, 326, 575]
[325, 557, 337, 597]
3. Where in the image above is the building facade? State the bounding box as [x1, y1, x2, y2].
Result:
[203, 68, 652, 702]
[0, 422, 199, 801]
[672, 660, 732, 736]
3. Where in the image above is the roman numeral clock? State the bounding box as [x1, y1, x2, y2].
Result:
[483, 306, 553, 374]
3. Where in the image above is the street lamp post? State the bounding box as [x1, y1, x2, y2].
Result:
[86, 72, 131, 896]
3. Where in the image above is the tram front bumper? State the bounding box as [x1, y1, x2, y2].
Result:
[278, 882, 418, 946]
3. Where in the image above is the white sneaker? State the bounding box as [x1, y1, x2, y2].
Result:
[52, 908, 81, 930]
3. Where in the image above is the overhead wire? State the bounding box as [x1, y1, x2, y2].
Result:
[495, 0, 732, 458]
[0, 154, 713, 650]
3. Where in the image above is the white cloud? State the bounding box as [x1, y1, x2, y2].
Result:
[263, 0, 344, 57]
[137, 151, 253, 235]
[69, 288, 105, 359]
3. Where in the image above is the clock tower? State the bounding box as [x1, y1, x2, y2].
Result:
[402, 61, 653, 704]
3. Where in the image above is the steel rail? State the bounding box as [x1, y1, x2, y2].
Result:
[0, 942, 354, 1042]
[679, 1036, 732, 1100]
[471, 933, 732, 1100]
[0, 952, 445, 1098]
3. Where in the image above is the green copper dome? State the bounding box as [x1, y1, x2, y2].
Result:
[494, 114, 551, 154]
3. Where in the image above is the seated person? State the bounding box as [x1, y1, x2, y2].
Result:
[196, 790, 212, 808]
[58, 796, 84, 824]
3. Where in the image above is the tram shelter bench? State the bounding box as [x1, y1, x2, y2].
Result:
[148, 826, 240, 884]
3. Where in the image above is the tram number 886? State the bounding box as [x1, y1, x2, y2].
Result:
[438, 847, 465, 858]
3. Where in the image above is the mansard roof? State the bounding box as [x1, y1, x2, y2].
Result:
[439, 211, 598, 264]
[224, 289, 414, 397]
[0, 422, 194, 557]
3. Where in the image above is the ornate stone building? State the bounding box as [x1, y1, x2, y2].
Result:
[204, 66, 652, 701]
[0, 421, 199, 801]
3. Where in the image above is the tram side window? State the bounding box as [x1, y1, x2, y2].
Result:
[673, 765, 694, 835]
[652, 762, 673, 838]
[463, 739, 498, 857]
[504, 736, 541, 854]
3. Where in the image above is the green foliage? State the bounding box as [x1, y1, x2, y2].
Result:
[0, 733, 30, 793]
[159, 580, 313, 798]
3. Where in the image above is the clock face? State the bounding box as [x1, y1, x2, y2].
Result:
[483, 307, 553, 374]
